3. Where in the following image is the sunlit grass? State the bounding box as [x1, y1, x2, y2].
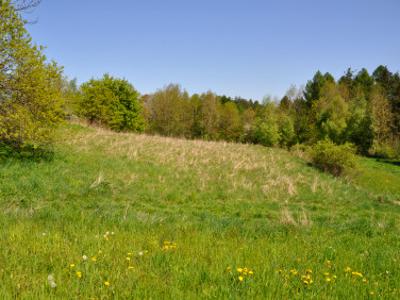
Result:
[0, 123, 399, 298]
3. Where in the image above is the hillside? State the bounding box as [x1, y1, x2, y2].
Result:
[0, 123, 399, 299]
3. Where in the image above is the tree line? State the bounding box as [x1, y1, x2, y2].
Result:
[66, 65, 400, 159]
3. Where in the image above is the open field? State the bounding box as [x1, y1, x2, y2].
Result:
[1, 123, 400, 299]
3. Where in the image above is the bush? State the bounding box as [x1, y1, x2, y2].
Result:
[369, 141, 397, 159]
[310, 140, 356, 176]
[78, 74, 145, 132]
[0, 1, 64, 156]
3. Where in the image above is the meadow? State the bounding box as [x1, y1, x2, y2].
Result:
[0, 123, 400, 299]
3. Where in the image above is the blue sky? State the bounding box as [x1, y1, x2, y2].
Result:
[26, 0, 400, 101]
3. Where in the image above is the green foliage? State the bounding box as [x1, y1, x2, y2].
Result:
[314, 82, 349, 144]
[145, 84, 192, 137]
[0, 1, 64, 156]
[78, 74, 145, 132]
[254, 102, 280, 146]
[218, 102, 242, 141]
[310, 140, 357, 176]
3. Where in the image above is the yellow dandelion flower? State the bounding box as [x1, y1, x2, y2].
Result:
[290, 269, 298, 276]
[345, 267, 352, 273]
[238, 276, 244, 282]
[324, 272, 330, 276]
[248, 270, 254, 275]
[126, 257, 131, 261]
[305, 269, 312, 274]
[237, 268, 243, 273]
[326, 277, 332, 282]
[104, 281, 110, 287]
[69, 264, 75, 268]
[76, 271, 82, 278]
[351, 271, 363, 278]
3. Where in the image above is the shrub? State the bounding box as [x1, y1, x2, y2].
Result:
[369, 141, 397, 159]
[310, 140, 356, 176]
[78, 74, 145, 132]
[0, 1, 64, 157]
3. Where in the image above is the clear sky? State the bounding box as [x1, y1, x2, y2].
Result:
[26, 0, 400, 101]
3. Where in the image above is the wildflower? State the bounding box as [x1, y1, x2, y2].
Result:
[104, 281, 110, 287]
[351, 271, 363, 278]
[161, 241, 177, 251]
[226, 266, 232, 272]
[82, 255, 88, 261]
[128, 266, 134, 270]
[47, 274, 57, 288]
[324, 272, 330, 276]
[290, 269, 298, 276]
[345, 267, 352, 273]
[370, 291, 375, 295]
[127, 252, 132, 256]
[69, 264, 75, 269]
[362, 278, 368, 283]
[305, 269, 312, 274]
[126, 257, 131, 261]
[238, 276, 244, 282]
[237, 268, 243, 273]
[76, 271, 82, 278]
[91, 256, 97, 262]
[248, 270, 254, 275]
[138, 251, 144, 256]
[325, 277, 331, 282]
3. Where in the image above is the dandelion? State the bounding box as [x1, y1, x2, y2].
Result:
[104, 281, 110, 287]
[127, 252, 132, 256]
[345, 267, 352, 273]
[76, 271, 82, 278]
[237, 268, 243, 273]
[351, 271, 363, 278]
[91, 256, 97, 262]
[290, 269, 298, 276]
[238, 276, 244, 282]
[82, 255, 88, 261]
[69, 264, 75, 269]
[126, 257, 131, 261]
[161, 241, 177, 251]
[325, 277, 332, 282]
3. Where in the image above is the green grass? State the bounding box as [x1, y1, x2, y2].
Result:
[0, 123, 399, 299]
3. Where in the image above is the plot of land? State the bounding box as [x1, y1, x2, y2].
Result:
[0, 123, 399, 299]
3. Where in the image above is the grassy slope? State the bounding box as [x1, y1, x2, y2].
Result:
[0, 123, 399, 299]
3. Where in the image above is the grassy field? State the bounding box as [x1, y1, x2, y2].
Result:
[0, 123, 400, 299]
